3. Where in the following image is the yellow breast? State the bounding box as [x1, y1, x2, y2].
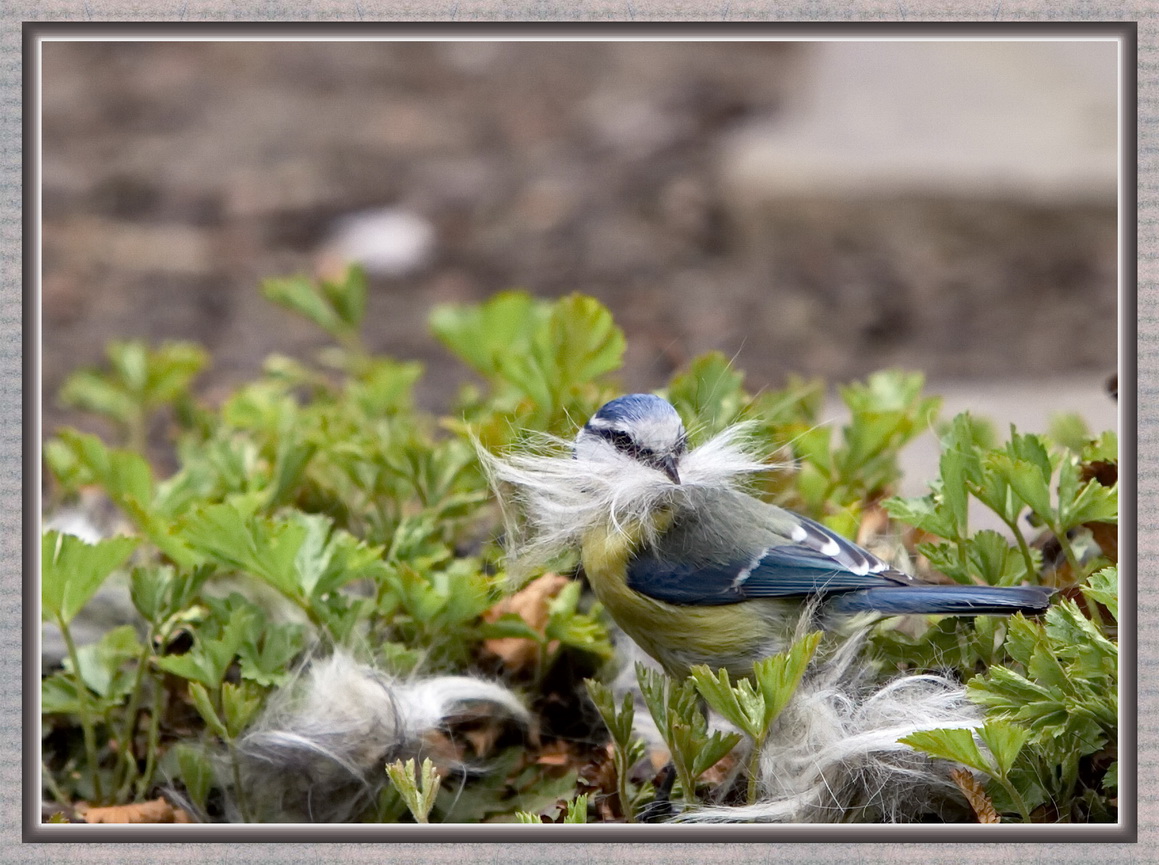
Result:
[580, 516, 773, 680]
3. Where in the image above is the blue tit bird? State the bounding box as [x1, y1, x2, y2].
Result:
[487, 393, 1054, 681]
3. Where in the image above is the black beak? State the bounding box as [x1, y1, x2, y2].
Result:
[658, 454, 681, 485]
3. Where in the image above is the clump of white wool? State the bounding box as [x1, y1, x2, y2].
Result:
[677, 631, 979, 823]
[218, 651, 528, 823]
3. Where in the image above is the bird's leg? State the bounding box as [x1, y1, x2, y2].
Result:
[638, 762, 677, 823]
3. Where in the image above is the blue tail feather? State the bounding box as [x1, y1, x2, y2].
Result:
[826, 585, 1055, 616]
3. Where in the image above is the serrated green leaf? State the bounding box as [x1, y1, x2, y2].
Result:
[70, 624, 141, 700]
[989, 453, 1053, 523]
[688, 665, 757, 738]
[564, 793, 589, 823]
[1082, 566, 1118, 622]
[430, 291, 548, 379]
[752, 630, 822, 730]
[221, 681, 263, 739]
[188, 682, 228, 739]
[977, 721, 1030, 777]
[386, 757, 442, 823]
[968, 530, 1028, 587]
[1104, 761, 1118, 791]
[690, 729, 744, 777]
[174, 743, 215, 813]
[899, 727, 991, 775]
[42, 531, 139, 626]
[664, 351, 747, 440]
[262, 275, 344, 335]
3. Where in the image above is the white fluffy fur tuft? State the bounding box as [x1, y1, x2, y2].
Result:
[226, 651, 529, 823]
[479, 422, 773, 577]
[678, 634, 979, 823]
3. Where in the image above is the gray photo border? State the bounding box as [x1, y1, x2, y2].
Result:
[9, 8, 1148, 863]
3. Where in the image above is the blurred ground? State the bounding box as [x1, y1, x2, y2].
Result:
[40, 40, 1120, 446]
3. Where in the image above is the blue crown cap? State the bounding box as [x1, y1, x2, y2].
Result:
[591, 393, 679, 424]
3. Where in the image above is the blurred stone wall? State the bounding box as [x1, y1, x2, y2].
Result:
[41, 40, 1118, 439]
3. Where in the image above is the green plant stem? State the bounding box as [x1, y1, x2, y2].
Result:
[673, 758, 698, 812]
[995, 774, 1032, 823]
[1049, 523, 1085, 582]
[134, 672, 166, 801]
[227, 740, 253, 823]
[613, 748, 636, 823]
[57, 615, 105, 804]
[42, 760, 72, 809]
[126, 408, 148, 456]
[1000, 513, 1039, 585]
[113, 641, 155, 800]
[746, 734, 767, 806]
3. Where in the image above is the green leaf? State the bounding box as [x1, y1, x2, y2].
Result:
[1058, 468, 1118, 530]
[41, 531, 138, 626]
[989, 453, 1053, 524]
[237, 621, 306, 688]
[690, 729, 744, 777]
[688, 665, 758, 739]
[221, 681, 263, 739]
[1049, 413, 1092, 453]
[480, 613, 544, 644]
[385, 757, 442, 823]
[564, 793, 589, 824]
[543, 294, 626, 387]
[968, 530, 1029, 587]
[188, 682, 228, 740]
[752, 631, 823, 730]
[70, 624, 141, 700]
[262, 275, 345, 336]
[1082, 566, 1118, 622]
[173, 743, 215, 813]
[1002, 614, 1042, 669]
[1082, 431, 1118, 465]
[1104, 761, 1117, 791]
[59, 371, 138, 426]
[939, 447, 970, 540]
[977, 721, 1030, 777]
[430, 291, 548, 379]
[323, 265, 368, 329]
[899, 727, 991, 775]
[664, 351, 747, 440]
[882, 494, 956, 539]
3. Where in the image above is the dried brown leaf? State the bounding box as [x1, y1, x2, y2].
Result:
[950, 767, 1000, 824]
[482, 572, 569, 671]
[82, 798, 187, 824]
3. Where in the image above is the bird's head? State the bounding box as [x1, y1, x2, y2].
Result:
[574, 394, 687, 484]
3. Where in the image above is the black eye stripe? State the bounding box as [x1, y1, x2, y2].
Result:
[588, 425, 686, 462]
[600, 428, 634, 449]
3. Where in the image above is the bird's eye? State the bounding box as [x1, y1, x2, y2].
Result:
[605, 430, 635, 452]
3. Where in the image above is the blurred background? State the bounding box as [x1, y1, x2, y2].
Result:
[40, 39, 1120, 486]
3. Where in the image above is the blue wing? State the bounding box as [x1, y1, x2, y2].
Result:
[624, 504, 1052, 616]
[626, 512, 912, 606]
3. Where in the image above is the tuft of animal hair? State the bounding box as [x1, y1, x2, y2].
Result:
[478, 421, 773, 579]
[676, 629, 980, 823]
[220, 651, 529, 823]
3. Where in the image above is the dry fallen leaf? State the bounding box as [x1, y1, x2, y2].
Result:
[482, 572, 570, 671]
[950, 767, 1000, 824]
[855, 505, 890, 547]
[81, 797, 191, 824]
